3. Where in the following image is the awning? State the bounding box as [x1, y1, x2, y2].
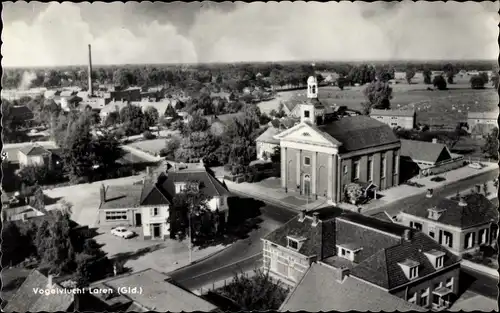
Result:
[432, 287, 452, 297]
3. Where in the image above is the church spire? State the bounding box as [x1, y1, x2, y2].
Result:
[307, 76, 318, 99]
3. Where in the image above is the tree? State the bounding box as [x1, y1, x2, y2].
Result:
[362, 81, 392, 112]
[61, 117, 95, 182]
[160, 137, 181, 160]
[337, 76, 346, 90]
[345, 183, 364, 205]
[443, 63, 455, 84]
[119, 103, 149, 136]
[175, 131, 220, 164]
[184, 111, 209, 134]
[1, 222, 32, 266]
[470, 75, 486, 89]
[433, 75, 447, 90]
[259, 113, 272, 126]
[164, 104, 179, 118]
[482, 127, 498, 160]
[405, 68, 416, 84]
[174, 100, 185, 111]
[104, 111, 120, 127]
[491, 72, 499, 90]
[423, 68, 432, 85]
[214, 269, 290, 311]
[144, 106, 159, 127]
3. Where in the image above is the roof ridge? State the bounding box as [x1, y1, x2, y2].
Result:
[204, 171, 220, 196]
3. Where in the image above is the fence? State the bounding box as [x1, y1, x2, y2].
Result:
[195, 270, 257, 296]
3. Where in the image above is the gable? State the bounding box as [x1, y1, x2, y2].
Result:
[435, 147, 452, 163]
[275, 122, 340, 148]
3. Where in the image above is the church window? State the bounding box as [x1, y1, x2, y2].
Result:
[304, 110, 310, 118]
[304, 157, 311, 166]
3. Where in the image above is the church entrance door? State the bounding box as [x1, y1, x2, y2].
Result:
[303, 175, 311, 198]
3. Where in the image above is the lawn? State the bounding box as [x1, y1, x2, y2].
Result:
[258, 82, 497, 129]
[127, 138, 167, 156]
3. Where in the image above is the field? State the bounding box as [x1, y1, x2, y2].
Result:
[127, 138, 167, 156]
[258, 81, 498, 128]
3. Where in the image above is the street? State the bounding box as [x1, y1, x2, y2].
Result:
[168, 169, 498, 294]
[167, 203, 296, 289]
[460, 267, 499, 300]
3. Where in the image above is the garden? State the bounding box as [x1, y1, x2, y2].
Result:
[463, 245, 499, 270]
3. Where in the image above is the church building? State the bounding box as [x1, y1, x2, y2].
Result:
[274, 76, 401, 204]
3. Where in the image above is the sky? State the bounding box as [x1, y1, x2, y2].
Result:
[2, 1, 499, 67]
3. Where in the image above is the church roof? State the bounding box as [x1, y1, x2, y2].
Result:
[318, 116, 400, 153]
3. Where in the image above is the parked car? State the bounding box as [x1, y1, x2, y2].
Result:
[111, 227, 135, 239]
[468, 163, 483, 169]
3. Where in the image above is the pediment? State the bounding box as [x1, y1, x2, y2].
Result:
[274, 122, 341, 147]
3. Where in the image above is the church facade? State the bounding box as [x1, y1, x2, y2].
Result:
[274, 76, 401, 204]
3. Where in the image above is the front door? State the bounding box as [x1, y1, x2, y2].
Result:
[303, 175, 311, 198]
[135, 213, 142, 226]
[153, 224, 161, 238]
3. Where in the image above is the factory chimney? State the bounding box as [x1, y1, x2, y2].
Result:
[88, 44, 93, 96]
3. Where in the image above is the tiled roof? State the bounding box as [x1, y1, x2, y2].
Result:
[92, 268, 217, 312]
[400, 139, 451, 164]
[337, 213, 409, 238]
[370, 109, 415, 117]
[318, 116, 400, 153]
[467, 111, 498, 120]
[279, 262, 426, 312]
[4, 270, 73, 312]
[263, 207, 348, 258]
[99, 185, 144, 210]
[255, 127, 280, 144]
[18, 144, 51, 156]
[140, 178, 171, 206]
[402, 193, 498, 229]
[350, 232, 460, 290]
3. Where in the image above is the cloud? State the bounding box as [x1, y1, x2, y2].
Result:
[2, 2, 198, 67]
[188, 1, 498, 63]
[2, 1, 498, 67]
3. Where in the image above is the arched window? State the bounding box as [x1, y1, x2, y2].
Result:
[304, 174, 311, 180]
[312, 86, 316, 94]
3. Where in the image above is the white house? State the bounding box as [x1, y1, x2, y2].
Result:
[370, 109, 416, 130]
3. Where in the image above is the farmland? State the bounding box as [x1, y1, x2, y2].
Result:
[258, 81, 498, 128]
[126, 138, 167, 156]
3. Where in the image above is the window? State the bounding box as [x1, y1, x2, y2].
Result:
[381, 155, 386, 178]
[302, 132, 311, 137]
[446, 277, 454, 289]
[343, 165, 348, 175]
[434, 282, 443, 290]
[304, 157, 311, 166]
[464, 232, 475, 249]
[479, 228, 488, 245]
[429, 227, 436, 238]
[420, 288, 429, 307]
[105, 211, 127, 221]
[263, 257, 271, 269]
[220, 197, 224, 206]
[304, 110, 310, 118]
[368, 157, 373, 182]
[288, 238, 299, 250]
[409, 266, 418, 279]
[443, 231, 453, 248]
[410, 221, 422, 231]
[341, 248, 346, 256]
[435, 256, 444, 268]
[408, 292, 417, 304]
[391, 122, 398, 126]
[152, 208, 159, 217]
[353, 160, 360, 180]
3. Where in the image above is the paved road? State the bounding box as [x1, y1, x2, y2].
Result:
[365, 170, 498, 217]
[460, 267, 498, 300]
[168, 170, 497, 291]
[167, 203, 296, 289]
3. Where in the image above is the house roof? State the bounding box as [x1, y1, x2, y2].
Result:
[467, 111, 498, 120]
[350, 232, 460, 290]
[4, 270, 74, 312]
[402, 193, 498, 229]
[370, 109, 415, 117]
[18, 144, 51, 156]
[91, 268, 217, 312]
[99, 185, 144, 210]
[140, 167, 230, 205]
[263, 207, 349, 258]
[400, 139, 451, 164]
[279, 262, 426, 312]
[255, 126, 280, 144]
[318, 116, 400, 153]
[10, 105, 35, 121]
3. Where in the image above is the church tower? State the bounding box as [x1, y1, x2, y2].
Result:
[301, 76, 320, 124]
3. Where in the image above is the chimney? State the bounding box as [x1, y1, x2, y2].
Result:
[334, 266, 350, 282]
[100, 184, 106, 203]
[47, 274, 54, 289]
[312, 212, 319, 226]
[426, 188, 433, 198]
[458, 197, 467, 207]
[475, 184, 481, 193]
[403, 229, 412, 241]
[299, 210, 306, 222]
[432, 138, 438, 144]
[88, 44, 93, 96]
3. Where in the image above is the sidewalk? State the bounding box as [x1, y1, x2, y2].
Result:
[358, 163, 498, 214]
[219, 163, 498, 214]
[224, 177, 329, 212]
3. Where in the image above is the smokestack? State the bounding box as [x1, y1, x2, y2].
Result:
[88, 44, 93, 96]
[100, 184, 106, 203]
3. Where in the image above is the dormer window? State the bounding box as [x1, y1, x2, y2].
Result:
[174, 182, 187, 194]
[427, 207, 445, 220]
[288, 238, 299, 250]
[398, 259, 420, 280]
[336, 243, 363, 263]
[424, 248, 446, 270]
[436, 255, 444, 268]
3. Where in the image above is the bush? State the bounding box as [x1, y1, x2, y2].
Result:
[142, 130, 156, 140]
[430, 176, 446, 182]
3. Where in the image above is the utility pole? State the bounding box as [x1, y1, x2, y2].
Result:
[188, 207, 192, 264]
